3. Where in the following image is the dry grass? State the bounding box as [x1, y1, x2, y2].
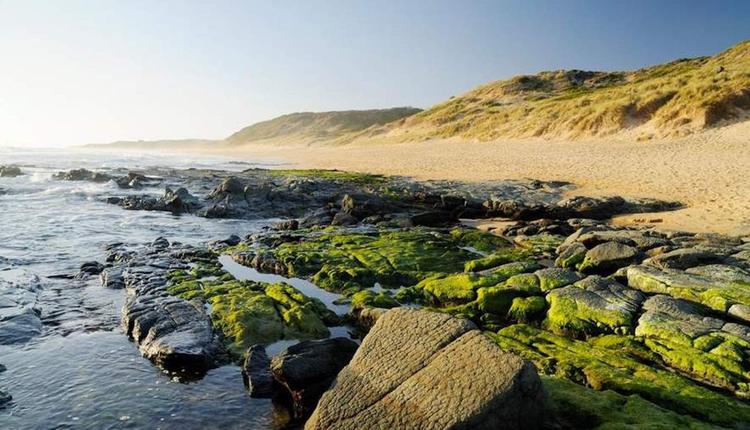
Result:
[372, 40, 750, 142]
[224, 107, 420, 146]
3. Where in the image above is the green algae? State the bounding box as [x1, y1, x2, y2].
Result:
[542, 376, 718, 429]
[166, 266, 333, 356]
[628, 266, 750, 321]
[448, 228, 512, 253]
[508, 296, 547, 322]
[240, 228, 513, 293]
[265, 169, 388, 185]
[350, 289, 399, 309]
[490, 324, 750, 427]
[513, 233, 565, 253]
[463, 248, 532, 272]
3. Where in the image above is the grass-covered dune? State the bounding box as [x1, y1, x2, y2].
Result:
[366, 40, 750, 142]
[223, 107, 421, 146]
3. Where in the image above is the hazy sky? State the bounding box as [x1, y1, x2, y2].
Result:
[1, 0, 749, 147]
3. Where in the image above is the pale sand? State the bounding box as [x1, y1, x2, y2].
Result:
[213, 121, 750, 235]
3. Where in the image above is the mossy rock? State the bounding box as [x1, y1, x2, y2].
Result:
[490, 324, 750, 427]
[535, 267, 584, 292]
[543, 376, 719, 429]
[166, 268, 333, 356]
[636, 295, 750, 398]
[508, 296, 547, 322]
[464, 248, 532, 272]
[350, 290, 399, 309]
[246, 228, 493, 293]
[627, 265, 750, 324]
[513, 233, 565, 253]
[544, 276, 645, 337]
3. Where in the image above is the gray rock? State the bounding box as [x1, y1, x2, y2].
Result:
[100, 267, 125, 289]
[306, 308, 546, 430]
[0, 165, 22, 177]
[271, 337, 359, 419]
[242, 345, 274, 398]
[54, 168, 113, 182]
[645, 248, 723, 270]
[0, 390, 11, 407]
[331, 211, 358, 226]
[117, 239, 222, 373]
[579, 241, 640, 273]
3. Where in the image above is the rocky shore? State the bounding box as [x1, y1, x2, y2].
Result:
[42, 166, 750, 428]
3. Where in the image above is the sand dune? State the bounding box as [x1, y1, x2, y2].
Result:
[224, 121, 750, 235]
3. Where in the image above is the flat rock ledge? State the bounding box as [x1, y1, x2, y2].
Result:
[116, 238, 222, 373]
[306, 308, 546, 430]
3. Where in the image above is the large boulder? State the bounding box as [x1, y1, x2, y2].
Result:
[306, 308, 546, 430]
[271, 337, 359, 418]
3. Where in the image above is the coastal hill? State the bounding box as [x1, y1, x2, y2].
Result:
[223, 107, 421, 146]
[370, 40, 750, 142]
[86, 40, 749, 150]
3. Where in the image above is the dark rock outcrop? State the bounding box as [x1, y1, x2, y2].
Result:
[54, 168, 113, 183]
[271, 337, 359, 419]
[242, 345, 274, 398]
[0, 165, 23, 177]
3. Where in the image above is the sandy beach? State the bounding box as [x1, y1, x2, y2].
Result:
[222, 121, 750, 235]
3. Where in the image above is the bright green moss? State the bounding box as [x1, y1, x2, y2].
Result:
[542, 376, 717, 429]
[449, 228, 512, 253]
[166, 267, 333, 356]
[350, 289, 399, 309]
[508, 296, 547, 322]
[243, 228, 484, 292]
[463, 248, 532, 272]
[490, 324, 750, 427]
[265, 169, 388, 185]
[513, 233, 565, 253]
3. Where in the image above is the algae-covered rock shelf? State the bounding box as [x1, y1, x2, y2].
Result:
[221, 220, 750, 428]
[62, 167, 750, 428]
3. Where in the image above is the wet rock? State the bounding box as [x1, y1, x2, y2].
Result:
[545, 276, 645, 337]
[0, 390, 11, 407]
[578, 241, 641, 274]
[242, 345, 274, 398]
[208, 234, 242, 251]
[54, 168, 113, 182]
[636, 295, 750, 397]
[271, 337, 359, 419]
[0, 308, 43, 344]
[163, 187, 202, 214]
[307, 309, 546, 430]
[115, 172, 151, 188]
[115, 239, 222, 373]
[0, 272, 43, 345]
[75, 261, 105, 279]
[0, 165, 22, 177]
[100, 267, 125, 289]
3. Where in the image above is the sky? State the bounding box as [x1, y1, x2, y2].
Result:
[0, 0, 749, 147]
